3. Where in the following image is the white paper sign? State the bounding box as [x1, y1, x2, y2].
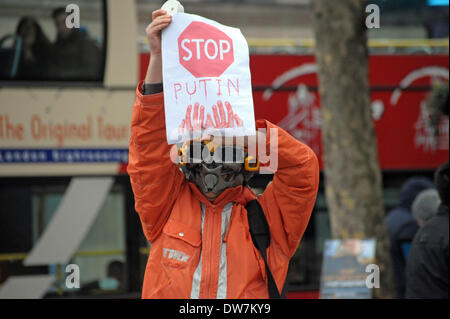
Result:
[162, 13, 256, 145]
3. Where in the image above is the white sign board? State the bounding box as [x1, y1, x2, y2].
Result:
[162, 13, 256, 144]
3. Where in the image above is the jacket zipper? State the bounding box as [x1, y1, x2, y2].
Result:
[202, 205, 220, 298]
[206, 206, 217, 298]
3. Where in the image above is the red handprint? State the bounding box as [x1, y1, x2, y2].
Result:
[178, 100, 244, 133]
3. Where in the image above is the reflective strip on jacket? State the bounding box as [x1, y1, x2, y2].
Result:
[127, 83, 320, 299]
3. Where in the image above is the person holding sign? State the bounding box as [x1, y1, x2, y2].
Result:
[127, 9, 319, 299]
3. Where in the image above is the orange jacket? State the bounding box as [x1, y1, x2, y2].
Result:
[127, 83, 319, 299]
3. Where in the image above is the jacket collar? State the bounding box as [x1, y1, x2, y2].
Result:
[188, 182, 256, 209]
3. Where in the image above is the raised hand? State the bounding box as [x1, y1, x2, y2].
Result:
[144, 10, 172, 84]
[146, 9, 172, 56]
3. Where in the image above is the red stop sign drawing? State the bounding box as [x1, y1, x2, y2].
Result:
[178, 21, 234, 78]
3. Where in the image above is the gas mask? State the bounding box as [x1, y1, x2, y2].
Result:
[177, 140, 259, 198]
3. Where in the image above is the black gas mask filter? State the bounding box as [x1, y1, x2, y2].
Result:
[178, 139, 259, 196]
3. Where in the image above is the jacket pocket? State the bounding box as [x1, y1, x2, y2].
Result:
[161, 219, 201, 268]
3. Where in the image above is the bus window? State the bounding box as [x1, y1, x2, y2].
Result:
[0, 178, 130, 297]
[29, 183, 128, 296]
[0, 0, 105, 82]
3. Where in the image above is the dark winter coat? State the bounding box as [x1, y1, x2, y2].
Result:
[385, 177, 434, 298]
[50, 30, 101, 80]
[405, 204, 449, 299]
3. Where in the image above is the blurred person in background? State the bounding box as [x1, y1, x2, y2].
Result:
[406, 162, 449, 299]
[385, 176, 434, 298]
[50, 7, 101, 80]
[424, 6, 449, 39]
[102, 260, 125, 291]
[412, 189, 441, 227]
[15, 16, 52, 80]
[80, 260, 125, 293]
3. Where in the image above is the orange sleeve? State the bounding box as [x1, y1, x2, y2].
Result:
[127, 82, 185, 243]
[256, 119, 320, 260]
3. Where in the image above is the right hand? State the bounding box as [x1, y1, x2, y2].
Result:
[145, 9, 172, 56]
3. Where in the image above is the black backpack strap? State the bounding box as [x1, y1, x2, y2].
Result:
[246, 199, 281, 299]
